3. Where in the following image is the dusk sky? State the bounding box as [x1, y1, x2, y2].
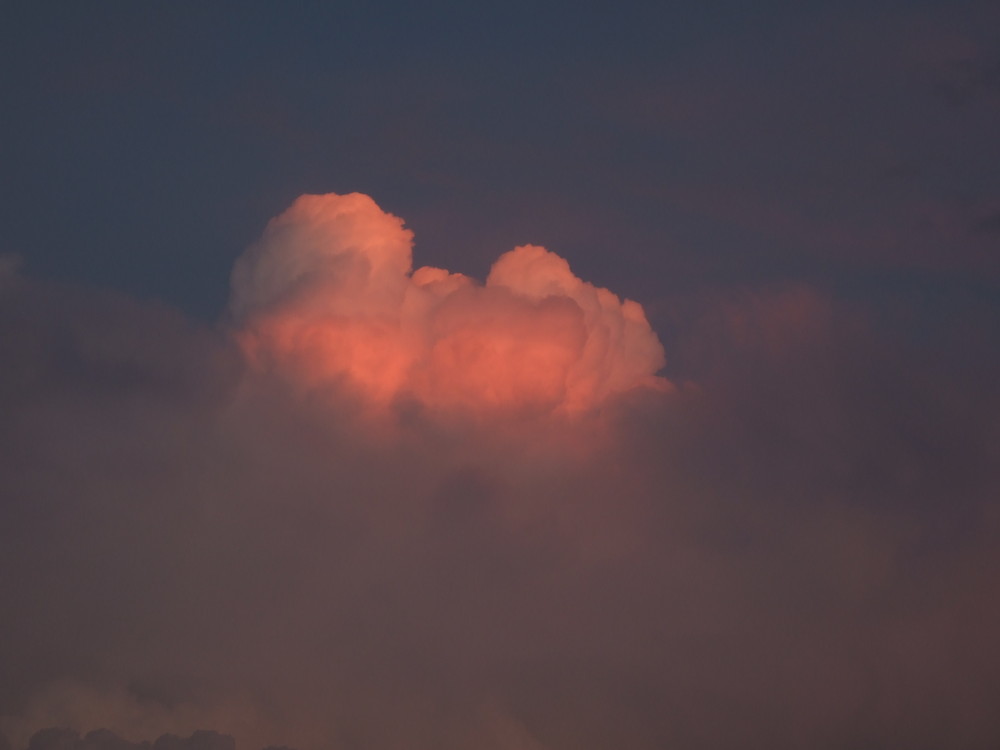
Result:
[2, 3, 1000, 749]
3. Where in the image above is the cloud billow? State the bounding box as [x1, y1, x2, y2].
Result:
[230, 193, 667, 416]
[1, 196, 999, 749]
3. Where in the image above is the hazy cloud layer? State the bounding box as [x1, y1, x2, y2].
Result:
[1, 203, 999, 749]
[16, 728, 235, 750]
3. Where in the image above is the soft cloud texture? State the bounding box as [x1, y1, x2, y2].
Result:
[231, 193, 667, 416]
[6, 1, 1000, 747]
[1, 210, 999, 749]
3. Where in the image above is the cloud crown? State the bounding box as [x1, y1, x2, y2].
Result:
[231, 193, 667, 414]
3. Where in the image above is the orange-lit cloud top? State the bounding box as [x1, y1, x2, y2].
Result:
[231, 193, 668, 414]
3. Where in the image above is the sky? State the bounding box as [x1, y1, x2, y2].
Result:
[1, 2, 999, 749]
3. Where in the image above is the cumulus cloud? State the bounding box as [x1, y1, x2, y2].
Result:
[231, 193, 667, 416]
[1, 201, 1000, 750]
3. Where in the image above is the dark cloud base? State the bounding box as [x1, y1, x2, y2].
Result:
[2, 263, 999, 750]
[6, 728, 243, 750]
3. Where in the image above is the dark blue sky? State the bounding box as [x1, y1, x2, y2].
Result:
[4, 1, 997, 332]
